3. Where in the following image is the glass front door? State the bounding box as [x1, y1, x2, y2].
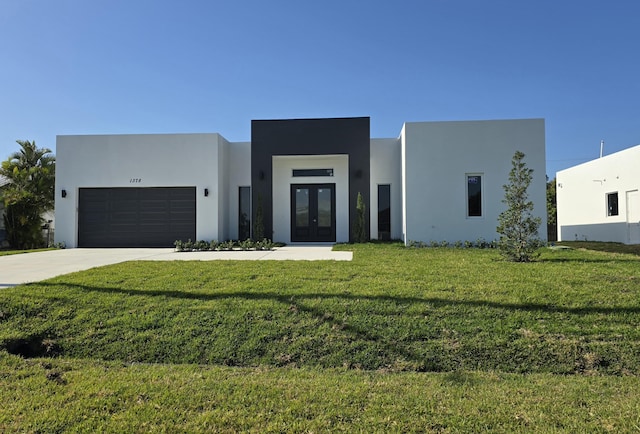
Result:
[291, 184, 336, 242]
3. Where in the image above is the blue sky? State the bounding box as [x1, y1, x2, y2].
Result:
[1, 0, 638, 178]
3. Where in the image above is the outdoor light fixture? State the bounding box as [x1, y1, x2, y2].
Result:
[204, 188, 209, 197]
[259, 170, 265, 180]
[61, 189, 67, 198]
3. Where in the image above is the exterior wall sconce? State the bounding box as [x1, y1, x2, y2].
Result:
[259, 170, 265, 180]
[61, 189, 67, 198]
[355, 169, 363, 179]
[204, 188, 209, 197]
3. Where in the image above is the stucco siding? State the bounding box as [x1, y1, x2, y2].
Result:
[402, 119, 546, 244]
[227, 142, 251, 241]
[370, 138, 402, 240]
[557, 144, 640, 244]
[54, 133, 223, 247]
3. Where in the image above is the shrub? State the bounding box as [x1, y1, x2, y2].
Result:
[183, 239, 194, 251]
[174, 240, 183, 252]
[220, 240, 235, 251]
[172, 238, 276, 252]
[256, 238, 274, 251]
[239, 239, 255, 251]
[195, 240, 209, 251]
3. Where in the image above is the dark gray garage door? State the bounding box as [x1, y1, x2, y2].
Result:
[78, 187, 196, 247]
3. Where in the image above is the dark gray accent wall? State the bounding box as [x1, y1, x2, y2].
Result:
[251, 117, 370, 242]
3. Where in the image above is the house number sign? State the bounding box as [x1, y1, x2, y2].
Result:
[130, 178, 142, 183]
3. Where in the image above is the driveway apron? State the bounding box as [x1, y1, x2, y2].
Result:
[0, 247, 352, 288]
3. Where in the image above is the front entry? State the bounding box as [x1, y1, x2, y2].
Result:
[291, 184, 336, 242]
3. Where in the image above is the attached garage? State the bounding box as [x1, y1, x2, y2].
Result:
[78, 187, 196, 247]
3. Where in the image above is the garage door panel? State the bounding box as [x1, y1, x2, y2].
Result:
[141, 200, 169, 212]
[139, 224, 171, 233]
[111, 212, 138, 222]
[78, 187, 196, 247]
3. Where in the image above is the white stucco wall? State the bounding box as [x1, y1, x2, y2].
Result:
[370, 138, 402, 240]
[217, 137, 230, 241]
[54, 133, 224, 247]
[401, 119, 547, 244]
[226, 141, 251, 241]
[272, 155, 349, 244]
[556, 144, 640, 244]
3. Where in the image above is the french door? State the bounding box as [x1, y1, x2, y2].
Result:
[291, 184, 336, 242]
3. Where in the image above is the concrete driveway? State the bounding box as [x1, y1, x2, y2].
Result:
[0, 246, 352, 288]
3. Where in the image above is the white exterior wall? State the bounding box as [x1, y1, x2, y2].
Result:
[226, 142, 251, 241]
[370, 138, 402, 240]
[401, 119, 547, 244]
[557, 144, 640, 244]
[217, 137, 230, 241]
[272, 155, 349, 244]
[54, 133, 224, 248]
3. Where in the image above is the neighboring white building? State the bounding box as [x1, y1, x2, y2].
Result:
[557, 144, 640, 244]
[54, 117, 547, 248]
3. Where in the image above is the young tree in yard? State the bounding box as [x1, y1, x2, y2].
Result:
[0, 140, 55, 249]
[352, 192, 367, 243]
[496, 151, 542, 262]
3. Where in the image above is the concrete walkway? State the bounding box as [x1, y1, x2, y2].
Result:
[0, 246, 352, 288]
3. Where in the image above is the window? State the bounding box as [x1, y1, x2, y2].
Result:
[239, 187, 251, 240]
[292, 169, 333, 177]
[378, 184, 391, 240]
[607, 192, 619, 216]
[467, 175, 482, 217]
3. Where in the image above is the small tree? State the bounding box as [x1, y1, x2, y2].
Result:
[352, 192, 367, 243]
[1, 140, 55, 249]
[253, 193, 264, 241]
[496, 151, 542, 262]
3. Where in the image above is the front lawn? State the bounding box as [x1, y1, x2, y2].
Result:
[557, 240, 640, 256]
[1, 244, 639, 431]
[0, 247, 55, 256]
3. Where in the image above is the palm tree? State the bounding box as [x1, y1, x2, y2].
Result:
[0, 140, 55, 248]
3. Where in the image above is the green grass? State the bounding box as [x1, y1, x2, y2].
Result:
[0, 247, 55, 256]
[2, 352, 639, 433]
[1, 243, 640, 431]
[557, 240, 640, 256]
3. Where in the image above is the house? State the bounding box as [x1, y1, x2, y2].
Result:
[556, 144, 640, 244]
[54, 117, 547, 248]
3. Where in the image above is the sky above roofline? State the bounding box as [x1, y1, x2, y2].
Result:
[1, 0, 638, 178]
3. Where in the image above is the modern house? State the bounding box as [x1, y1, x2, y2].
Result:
[556, 144, 640, 244]
[54, 117, 547, 248]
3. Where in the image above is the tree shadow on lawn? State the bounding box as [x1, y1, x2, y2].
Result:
[38, 281, 640, 317]
[32, 281, 640, 372]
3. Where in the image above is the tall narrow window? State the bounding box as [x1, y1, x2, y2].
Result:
[378, 184, 391, 240]
[607, 192, 619, 216]
[239, 186, 251, 240]
[467, 175, 482, 217]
